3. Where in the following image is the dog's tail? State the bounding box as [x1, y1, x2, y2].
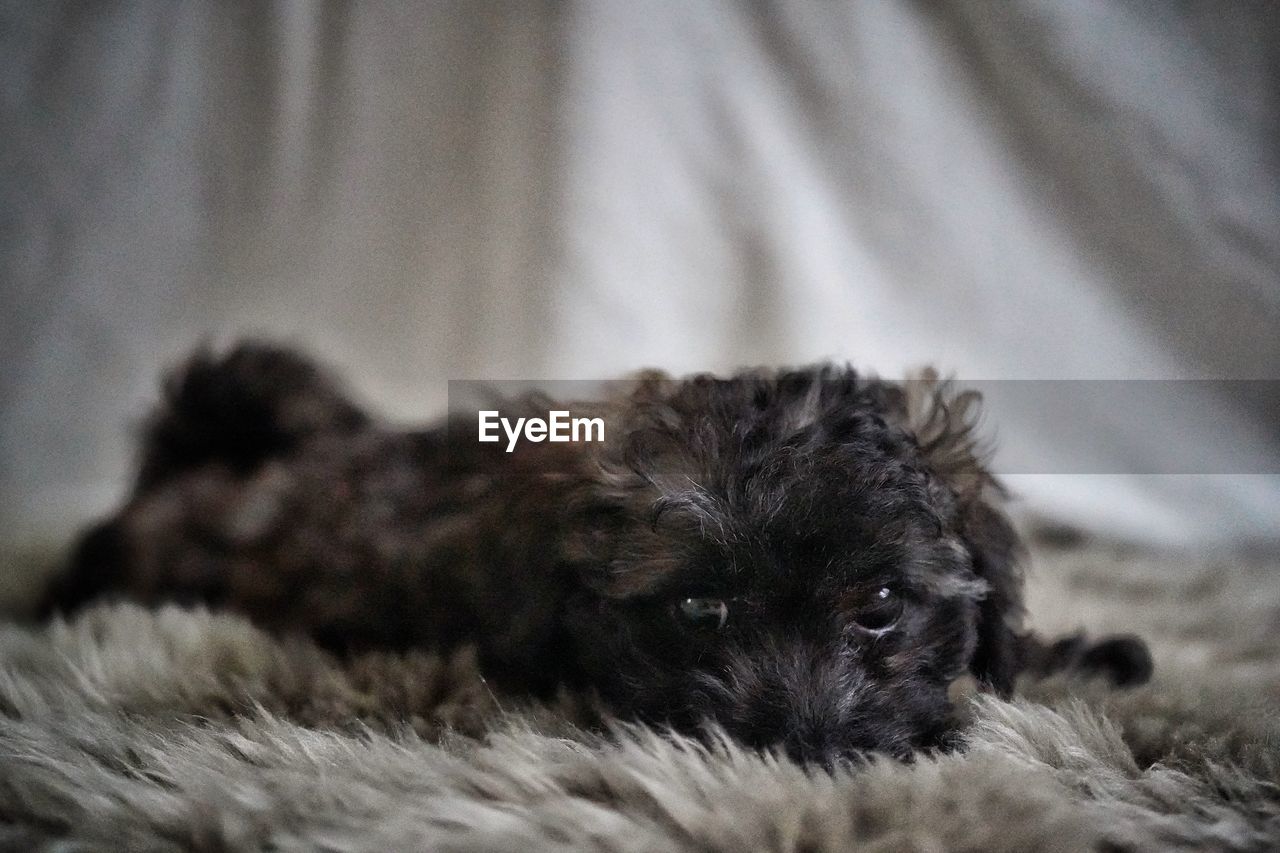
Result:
[134, 340, 369, 491]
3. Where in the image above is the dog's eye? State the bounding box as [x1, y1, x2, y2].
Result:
[675, 597, 729, 630]
[851, 586, 903, 634]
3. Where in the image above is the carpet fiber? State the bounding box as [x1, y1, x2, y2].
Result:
[1, 541, 1278, 851]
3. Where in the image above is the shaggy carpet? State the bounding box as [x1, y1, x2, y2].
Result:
[1, 539, 1278, 852]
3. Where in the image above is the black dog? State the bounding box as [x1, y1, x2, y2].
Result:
[46, 342, 1151, 764]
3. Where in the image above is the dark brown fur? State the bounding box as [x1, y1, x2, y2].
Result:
[45, 342, 1151, 763]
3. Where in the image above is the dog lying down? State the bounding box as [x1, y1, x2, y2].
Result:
[45, 342, 1152, 765]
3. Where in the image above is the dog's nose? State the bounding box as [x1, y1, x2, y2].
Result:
[779, 732, 852, 772]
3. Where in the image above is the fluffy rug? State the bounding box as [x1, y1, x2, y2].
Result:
[1, 539, 1278, 852]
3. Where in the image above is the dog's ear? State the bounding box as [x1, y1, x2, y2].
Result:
[894, 370, 1026, 695]
[954, 499, 1025, 695]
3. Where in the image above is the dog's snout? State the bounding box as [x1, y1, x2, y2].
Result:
[722, 710, 851, 769]
[779, 728, 851, 770]
[694, 637, 948, 764]
[698, 641, 877, 766]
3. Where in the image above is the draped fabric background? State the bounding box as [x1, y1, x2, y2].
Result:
[2, 2, 1278, 596]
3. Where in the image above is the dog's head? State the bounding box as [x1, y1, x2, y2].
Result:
[557, 366, 1023, 763]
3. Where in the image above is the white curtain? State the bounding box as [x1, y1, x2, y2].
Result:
[2, 1, 1277, 581]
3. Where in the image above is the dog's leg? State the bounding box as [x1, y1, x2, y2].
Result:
[41, 342, 371, 620]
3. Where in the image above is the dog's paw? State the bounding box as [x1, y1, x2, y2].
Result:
[1079, 634, 1153, 688]
[1022, 630, 1154, 688]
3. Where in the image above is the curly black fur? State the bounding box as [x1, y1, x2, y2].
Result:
[46, 342, 1151, 764]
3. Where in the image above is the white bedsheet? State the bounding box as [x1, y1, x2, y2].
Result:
[1, 1, 1276, 562]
